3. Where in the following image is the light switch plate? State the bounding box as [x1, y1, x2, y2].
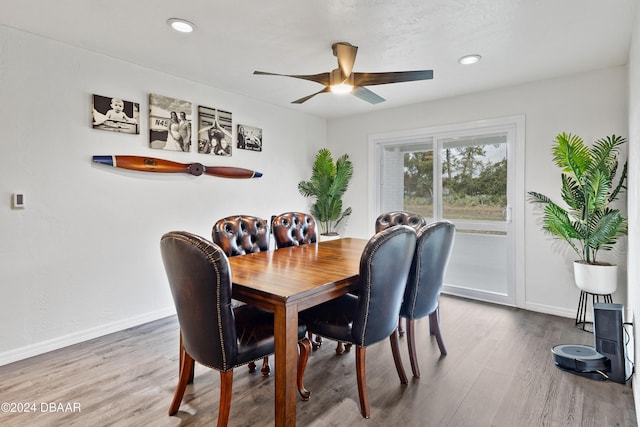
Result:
[12, 193, 24, 209]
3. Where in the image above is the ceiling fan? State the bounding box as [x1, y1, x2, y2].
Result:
[254, 42, 433, 105]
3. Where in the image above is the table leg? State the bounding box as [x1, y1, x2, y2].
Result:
[274, 303, 299, 426]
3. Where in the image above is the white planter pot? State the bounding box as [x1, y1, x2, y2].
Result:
[319, 233, 340, 242]
[573, 261, 618, 295]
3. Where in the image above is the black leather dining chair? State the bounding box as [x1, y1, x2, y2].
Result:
[375, 210, 428, 336]
[160, 231, 311, 426]
[299, 225, 417, 418]
[212, 215, 271, 375]
[400, 221, 455, 378]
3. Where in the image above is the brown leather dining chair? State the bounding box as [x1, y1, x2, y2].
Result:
[212, 215, 271, 375]
[299, 225, 417, 419]
[271, 211, 317, 248]
[271, 212, 324, 350]
[375, 210, 427, 233]
[160, 231, 311, 427]
[400, 221, 455, 377]
[375, 210, 428, 336]
[212, 215, 270, 256]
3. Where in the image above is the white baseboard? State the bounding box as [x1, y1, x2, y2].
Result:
[0, 307, 176, 367]
[523, 301, 576, 320]
[525, 301, 633, 324]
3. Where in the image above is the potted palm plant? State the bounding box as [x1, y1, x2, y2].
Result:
[528, 132, 628, 294]
[298, 148, 353, 238]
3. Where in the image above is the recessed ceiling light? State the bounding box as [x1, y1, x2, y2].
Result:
[167, 18, 196, 33]
[458, 54, 482, 65]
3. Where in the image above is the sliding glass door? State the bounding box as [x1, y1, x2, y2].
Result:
[372, 117, 524, 305]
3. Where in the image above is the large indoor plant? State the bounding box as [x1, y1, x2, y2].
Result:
[528, 132, 628, 294]
[298, 148, 353, 236]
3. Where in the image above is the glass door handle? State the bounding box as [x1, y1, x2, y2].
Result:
[504, 206, 512, 223]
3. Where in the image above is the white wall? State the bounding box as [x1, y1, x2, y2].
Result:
[0, 26, 326, 365]
[328, 66, 628, 320]
[627, 1, 640, 414]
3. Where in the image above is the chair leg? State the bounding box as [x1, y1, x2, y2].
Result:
[248, 356, 270, 375]
[217, 371, 234, 427]
[355, 346, 370, 419]
[429, 311, 447, 356]
[334, 340, 353, 353]
[309, 331, 322, 350]
[406, 319, 420, 378]
[390, 329, 408, 384]
[261, 356, 271, 376]
[428, 306, 439, 335]
[169, 348, 195, 415]
[297, 337, 311, 400]
[398, 317, 405, 337]
[179, 331, 195, 384]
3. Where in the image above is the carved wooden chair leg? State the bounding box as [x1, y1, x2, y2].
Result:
[429, 311, 447, 355]
[309, 332, 322, 350]
[247, 356, 270, 375]
[397, 317, 405, 337]
[428, 306, 440, 335]
[260, 356, 271, 376]
[179, 332, 195, 384]
[169, 349, 194, 415]
[217, 370, 234, 427]
[389, 329, 408, 384]
[297, 337, 311, 400]
[355, 346, 371, 418]
[406, 319, 420, 378]
[335, 341, 353, 353]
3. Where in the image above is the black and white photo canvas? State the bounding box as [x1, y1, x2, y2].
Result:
[92, 94, 139, 134]
[149, 93, 192, 152]
[198, 106, 233, 156]
[237, 124, 262, 152]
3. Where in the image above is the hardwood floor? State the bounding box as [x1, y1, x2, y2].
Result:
[0, 295, 635, 426]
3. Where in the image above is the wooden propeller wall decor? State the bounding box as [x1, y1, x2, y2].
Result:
[92, 155, 262, 179]
[254, 41, 433, 105]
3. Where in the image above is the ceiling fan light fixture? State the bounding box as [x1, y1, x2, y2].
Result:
[254, 41, 434, 104]
[458, 54, 481, 65]
[167, 18, 196, 33]
[331, 83, 353, 94]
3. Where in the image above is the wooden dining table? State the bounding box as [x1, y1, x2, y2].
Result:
[228, 237, 368, 426]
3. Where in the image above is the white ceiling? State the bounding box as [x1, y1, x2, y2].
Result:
[1, 0, 635, 119]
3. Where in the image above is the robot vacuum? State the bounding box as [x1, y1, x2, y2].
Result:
[551, 344, 611, 381]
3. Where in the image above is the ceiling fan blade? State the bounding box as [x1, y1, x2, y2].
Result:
[333, 42, 358, 80]
[353, 70, 434, 86]
[292, 87, 331, 104]
[352, 87, 385, 104]
[254, 70, 330, 86]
